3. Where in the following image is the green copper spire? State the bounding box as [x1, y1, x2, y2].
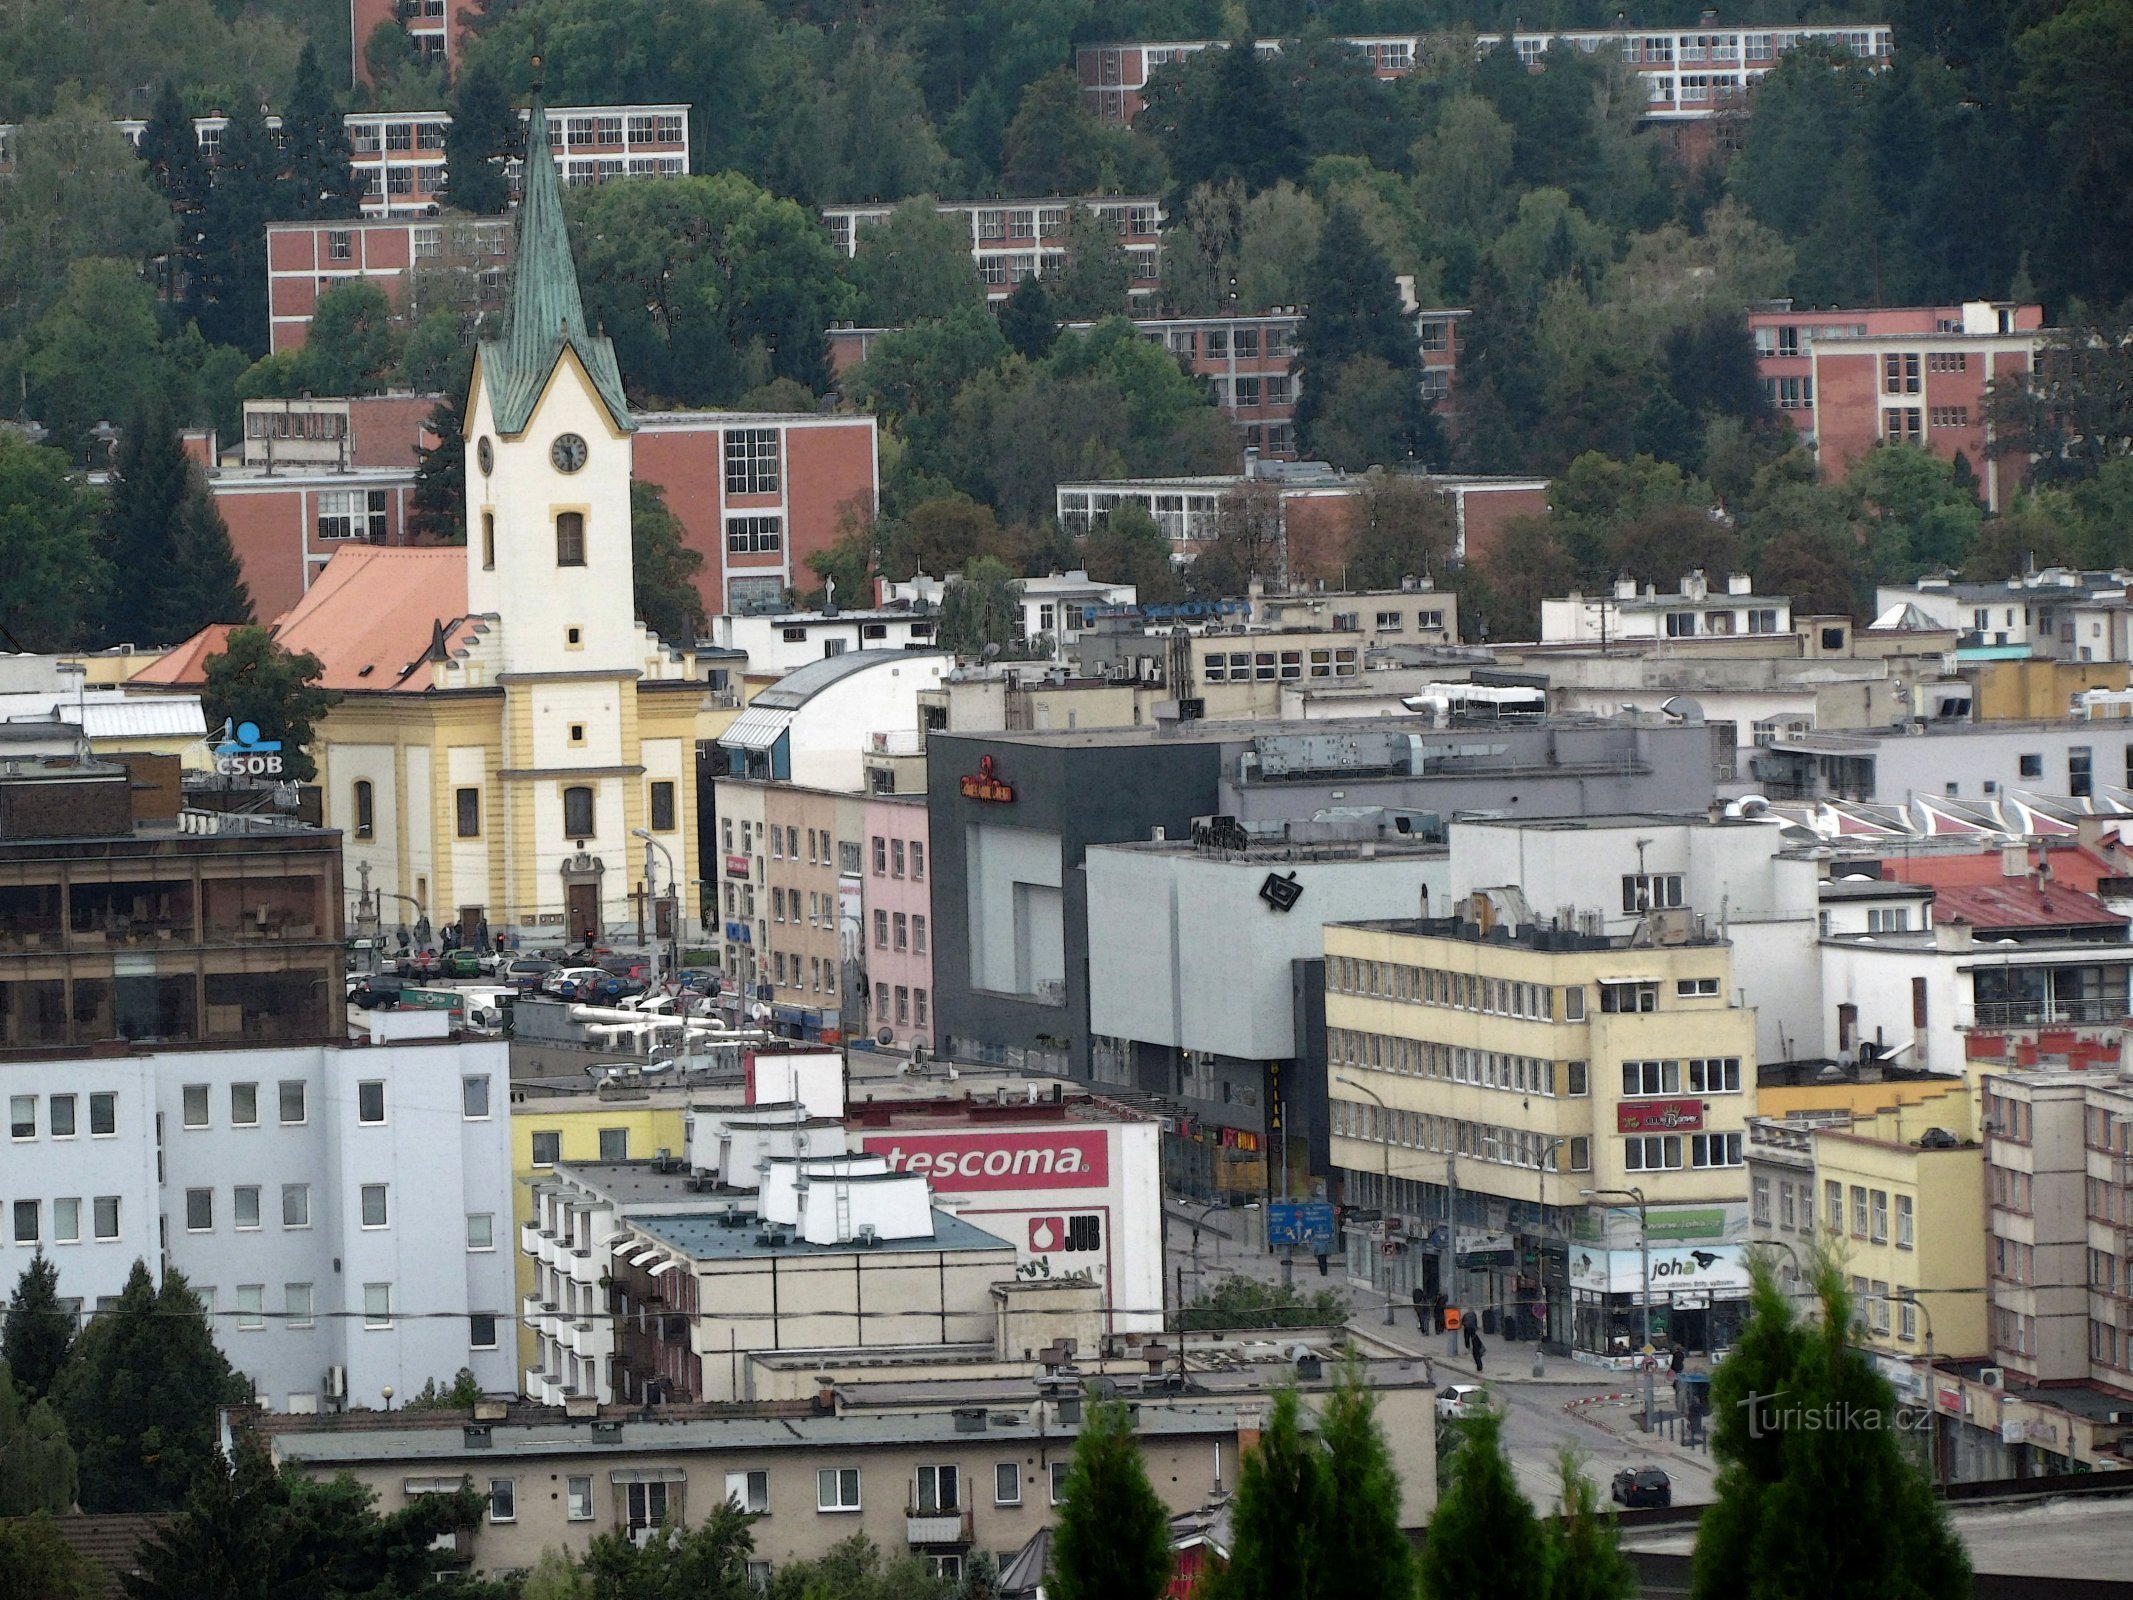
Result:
[478, 92, 633, 436]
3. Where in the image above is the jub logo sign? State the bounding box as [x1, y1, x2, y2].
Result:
[215, 721, 284, 778]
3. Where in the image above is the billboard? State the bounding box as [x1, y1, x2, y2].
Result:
[1616, 1098, 1705, 1133]
[861, 1128, 1109, 1190]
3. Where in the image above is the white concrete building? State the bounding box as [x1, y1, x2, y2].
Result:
[717, 650, 952, 789]
[1542, 571, 1793, 644]
[876, 571, 1139, 660]
[1446, 812, 1826, 1066]
[1, 1037, 517, 1413]
[708, 610, 942, 676]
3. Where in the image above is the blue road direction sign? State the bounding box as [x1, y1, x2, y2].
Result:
[1267, 1200, 1338, 1249]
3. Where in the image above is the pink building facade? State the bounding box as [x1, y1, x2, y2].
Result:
[860, 794, 935, 1053]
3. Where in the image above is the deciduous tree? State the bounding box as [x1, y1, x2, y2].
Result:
[0, 432, 106, 652]
[0, 1361, 77, 1515]
[845, 195, 985, 328]
[0, 1512, 96, 1600]
[935, 556, 1024, 658]
[200, 628, 339, 783]
[297, 280, 399, 397]
[632, 480, 708, 645]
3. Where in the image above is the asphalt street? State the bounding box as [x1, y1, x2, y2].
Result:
[1165, 1205, 1720, 1512]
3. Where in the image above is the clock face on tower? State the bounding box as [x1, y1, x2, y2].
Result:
[550, 433, 589, 473]
[476, 436, 494, 476]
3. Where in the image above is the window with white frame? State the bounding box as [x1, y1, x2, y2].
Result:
[1624, 1135, 1683, 1171]
[817, 1467, 861, 1511]
[1621, 873, 1684, 912]
[1687, 1057, 1741, 1093]
[1691, 1133, 1743, 1168]
[726, 1470, 769, 1513]
[317, 489, 388, 541]
[915, 1464, 959, 1512]
[993, 1462, 1020, 1505]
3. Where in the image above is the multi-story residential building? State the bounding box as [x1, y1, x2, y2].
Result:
[0, 756, 344, 1049]
[874, 572, 1137, 662]
[1877, 569, 2133, 666]
[1323, 899, 1759, 1358]
[634, 411, 881, 620]
[268, 216, 511, 353]
[861, 794, 935, 1051]
[256, 1332, 1438, 1578]
[1075, 25, 1893, 126]
[927, 716, 1716, 1085]
[710, 779, 858, 1040]
[0, 106, 695, 221]
[349, 0, 475, 82]
[820, 197, 1164, 300]
[1, 1032, 517, 1412]
[1055, 466, 1548, 567]
[1905, 1070, 2133, 1479]
[1749, 300, 2045, 512]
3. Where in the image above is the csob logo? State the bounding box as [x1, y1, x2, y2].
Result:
[214, 720, 284, 778]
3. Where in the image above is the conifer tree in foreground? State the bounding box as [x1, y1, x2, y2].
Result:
[1693, 1252, 1970, 1600]
[2, 1251, 74, 1403]
[1316, 1361, 1417, 1600]
[1217, 1386, 1330, 1600]
[1049, 1396, 1172, 1600]
[1420, 1409, 1551, 1600]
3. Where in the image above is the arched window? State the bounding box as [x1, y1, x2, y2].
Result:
[563, 786, 595, 838]
[556, 512, 585, 567]
[353, 780, 375, 839]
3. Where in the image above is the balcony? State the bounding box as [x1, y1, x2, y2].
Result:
[1968, 998, 2128, 1029]
[905, 1508, 973, 1546]
[521, 1222, 543, 1255]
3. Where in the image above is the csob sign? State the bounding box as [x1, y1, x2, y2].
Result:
[725, 854, 751, 879]
[959, 754, 1015, 803]
[860, 1128, 1109, 1190]
[1617, 1098, 1705, 1134]
[214, 720, 284, 778]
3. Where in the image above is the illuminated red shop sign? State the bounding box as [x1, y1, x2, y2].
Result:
[725, 854, 750, 878]
[860, 1128, 1110, 1190]
[960, 754, 1015, 803]
[1617, 1099, 1705, 1134]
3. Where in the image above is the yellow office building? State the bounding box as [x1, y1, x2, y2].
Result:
[1324, 904, 1757, 1359]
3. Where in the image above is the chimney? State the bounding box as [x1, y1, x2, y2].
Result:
[813, 1375, 838, 1414]
[2001, 843, 2027, 878]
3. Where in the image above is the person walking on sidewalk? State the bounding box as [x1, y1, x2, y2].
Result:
[1471, 1331, 1487, 1375]
[1412, 1287, 1429, 1332]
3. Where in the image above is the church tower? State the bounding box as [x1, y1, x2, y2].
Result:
[462, 91, 637, 677]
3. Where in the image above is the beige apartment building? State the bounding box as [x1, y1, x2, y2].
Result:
[258, 1343, 1438, 1580]
[1323, 900, 1757, 1359]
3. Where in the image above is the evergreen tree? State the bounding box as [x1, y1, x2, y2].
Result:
[1216, 1387, 1329, 1600]
[281, 44, 360, 220]
[193, 92, 286, 355]
[0, 1360, 78, 1515]
[1317, 1361, 1417, 1600]
[1691, 1255, 1970, 1600]
[2, 1253, 74, 1403]
[1419, 1410, 1551, 1600]
[1548, 1448, 1637, 1600]
[138, 81, 210, 307]
[200, 628, 340, 783]
[56, 1261, 246, 1514]
[100, 399, 195, 647]
[161, 466, 257, 641]
[410, 386, 467, 544]
[998, 272, 1057, 362]
[1293, 205, 1436, 464]
[445, 56, 517, 216]
[1050, 1396, 1171, 1600]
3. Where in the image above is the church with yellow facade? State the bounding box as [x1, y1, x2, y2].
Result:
[140, 101, 718, 944]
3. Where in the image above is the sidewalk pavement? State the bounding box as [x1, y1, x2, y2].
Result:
[1354, 1312, 1644, 1386]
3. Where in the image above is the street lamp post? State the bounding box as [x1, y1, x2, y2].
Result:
[1334, 1075, 1398, 1326]
[1897, 1291, 1944, 1486]
[1533, 1135, 1567, 1375]
[1585, 1185, 1652, 1432]
[631, 829, 679, 989]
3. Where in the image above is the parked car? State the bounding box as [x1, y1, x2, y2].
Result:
[1611, 1467, 1672, 1509]
[1436, 1384, 1493, 1420]
[441, 948, 491, 979]
[677, 969, 720, 995]
[500, 957, 553, 987]
[542, 965, 602, 996]
[599, 956, 648, 980]
[349, 975, 407, 1011]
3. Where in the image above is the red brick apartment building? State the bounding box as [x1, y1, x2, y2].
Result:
[268, 216, 510, 352]
[1076, 23, 1892, 126]
[350, 0, 477, 82]
[820, 198, 1165, 299]
[192, 408, 879, 625]
[0, 105, 690, 223]
[1749, 300, 2045, 512]
[829, 307, 1465, 462]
